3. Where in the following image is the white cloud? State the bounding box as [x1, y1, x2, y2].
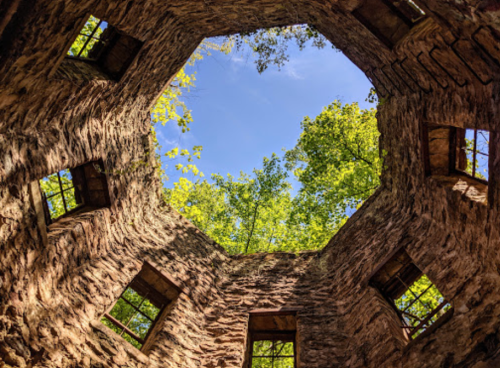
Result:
[282, 64, 304, 80]
[231, 55, 245, 64]
[155, 129, 177, 148]
[264, 55, 309, 81]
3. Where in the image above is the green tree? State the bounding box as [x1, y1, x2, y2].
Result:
[284, 100, 382, 224]
[164, 177, 237, 247]
[166, 155, 295, 254]
[164, 100, 382, 255]
[165, 153, 348, 254]
[212, 154, 291, 253]
[281, 190, 346, 252]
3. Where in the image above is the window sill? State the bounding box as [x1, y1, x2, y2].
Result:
[47, 206, 109, 232]
[393, 17, 433, 50]
[403, 308, 454, 353]
[430, 173, 487, 204]
[53, 58, 115, 82]
[90, 320, 152, 363]
[48, 203, 86, 223]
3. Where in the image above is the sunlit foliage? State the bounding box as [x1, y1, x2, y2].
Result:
[285, 100, 382, 224]
[67, 15, 108, 58]
[39, 169, 78, 219]
[252, 340, 295, 367]
[395, 275, 451, 338]
[165, 101, 382, 255]
[165, 177, 236, 247]
[165, 154, 299, 254]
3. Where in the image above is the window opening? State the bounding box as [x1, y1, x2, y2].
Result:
[39, 161, 111, 224]
[353, 0, 427, 48]
[100, 262, 182, 351]
[40, 169, 81, 219]
[101, 286, 163, 349]
[67, 15, 109, 60]
[58, 15, 143, 81]
[370, 249, 452, 340]
[385, 0, 426, 23]
[423, 125, 489, 184]
[458, 129, 489, 180]
[247, 311, 297, 367]
[251, 339, 295, 367]
[394, 274, 451, 339]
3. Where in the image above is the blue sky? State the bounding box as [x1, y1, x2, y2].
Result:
[156, 37, 374, 190]
[465, 129, 489, 180]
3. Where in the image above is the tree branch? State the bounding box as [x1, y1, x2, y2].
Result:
[245, 193, 262, 253]
[339, 129, 374, 167]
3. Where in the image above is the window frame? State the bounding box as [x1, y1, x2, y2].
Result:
[455, 128, 489, 183]
[67, 16, 111, 61]
[247, 310, 298, 368]
[249, 333, 296, 367]
[382, 267, 450, 339]
[40, 169, 84, 223]
[422, 124, 490, 185]
[39, 160, 111, 225]
[102, 282, 167, 348]
[369, 248, 453, 341]
[100, 261, 183, 353]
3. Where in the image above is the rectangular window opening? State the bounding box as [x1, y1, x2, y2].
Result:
[248, 311, 297, 367]
[423, 124, 489, 185]
[353, 0, 427, 49]
[40, 168, 81, 219]
[370, 249, 452, 340]
[101, 262, 181, 352]
[57, 15, 143, 81]
[39, 160, 111, 224]
[101, 286, 162, 349]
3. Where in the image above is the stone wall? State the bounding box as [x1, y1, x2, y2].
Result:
[1, 0, 500, 367]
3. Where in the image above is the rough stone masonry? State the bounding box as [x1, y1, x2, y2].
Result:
[1, 0, 500, 367]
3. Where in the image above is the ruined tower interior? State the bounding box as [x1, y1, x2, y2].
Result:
[1, 0, 500, 367]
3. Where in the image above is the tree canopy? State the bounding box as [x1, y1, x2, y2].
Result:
[285, 100, 382, 223]
[149, 25, 382, 255]
[164, 101, 382, 255]
[231, 25, 329, 73]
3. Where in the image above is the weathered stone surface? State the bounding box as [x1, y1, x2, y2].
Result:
[1, 0, 500, 367]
